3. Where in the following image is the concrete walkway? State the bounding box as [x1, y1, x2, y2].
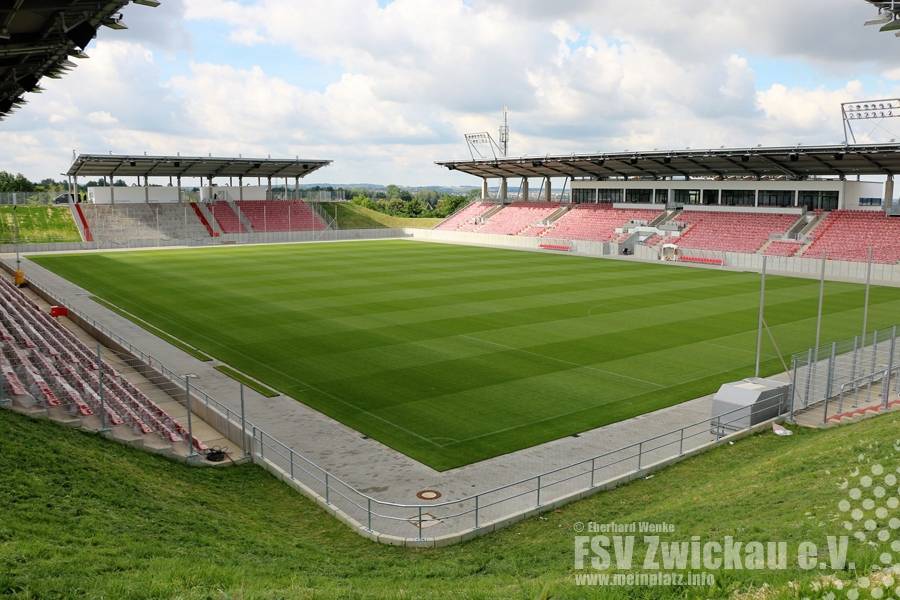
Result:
[10, 249, 749, 541]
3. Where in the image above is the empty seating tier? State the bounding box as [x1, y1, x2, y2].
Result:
[235, 200, 327, 233]
[477, 203, 560, 235]
[802, 210, 900, 263]
[672, 211, 797, 253]
[79, 204, 211, 242]
[0, 278, 205, 452]
[435, 201, 496, 231]
[764, 240, 803, 257]
[542, 206, 661, 242]
[210, 202, 246, 234]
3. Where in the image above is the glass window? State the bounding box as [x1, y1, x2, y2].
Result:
[597, 188, 623, 203]
[757, 190, 794, 207]
[625, 189, 653, 203]
[721, 190, 755, 206]
[859, 197, 882, 206]
[673, 189, 702, 205]
[702, 190, 718, 205]
[572, 188, 596, 203]
[799, 191, 839, 211]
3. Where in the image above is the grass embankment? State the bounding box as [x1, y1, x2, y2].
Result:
[0, 205, 81, 243]
[1, 406, 897, 598]
[322, 202, 442, 229]
[30, 241, 900, 470]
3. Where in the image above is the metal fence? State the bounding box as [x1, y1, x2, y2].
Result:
[790, 324, 900, 423]
[13, 270, 800, 545]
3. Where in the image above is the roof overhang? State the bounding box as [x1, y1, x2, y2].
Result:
[437, 143, 900, 180]
[66, 154, 332, 179]
[0, 1, 148, 120]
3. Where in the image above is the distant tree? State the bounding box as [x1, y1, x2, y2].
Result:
[0, 171, 35, 192]
[434, 194, 470, 218]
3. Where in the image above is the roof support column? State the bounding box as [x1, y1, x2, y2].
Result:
[144, 175, 149, 203]
[884, 175, 894, 214]
[208, 176, 214, 204]
[480, 178, 489, 200]
[73, 176, 79, 203]
[754, 189, 759, 208]
[176, 176, 182, 203]
[794, 189, 799, 208]
[110, 174, 115, 204]
[238, 176, 243, 202]
[543, 177, 552, 202]
[267, 176, 272, 200]
[717, 188, 722, 205]
[520, 177, 529, 201]
[295, 176, 300, 201]
[499, 177, 508, 203]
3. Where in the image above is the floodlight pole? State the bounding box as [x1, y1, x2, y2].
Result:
[754, 256, 767, 377]
[861, 246, 873, 342]
[814, 254, 827, 357]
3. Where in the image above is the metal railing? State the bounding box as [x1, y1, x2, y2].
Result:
[14, 271, 796, 543]
[790, 324, 899, 422]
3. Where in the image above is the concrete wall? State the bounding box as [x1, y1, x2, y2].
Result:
[89, 186, 180, 204]
[199, 186, 271, 202]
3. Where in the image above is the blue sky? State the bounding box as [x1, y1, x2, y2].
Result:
[2, 0, 900, 186]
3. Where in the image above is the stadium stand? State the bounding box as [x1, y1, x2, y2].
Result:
[211, 202, 247, 234]
[0, 278, 205, 452]
[764, 240, 804, 257]
[802, 210, 900, 263]
[235, 200, 327, 233]
[541, 205, 661, 242]
[672, 211, 798, 253]
[435, 201, 496, 231]
[79, 204, 211, 242]
[477, 202, 560, 235]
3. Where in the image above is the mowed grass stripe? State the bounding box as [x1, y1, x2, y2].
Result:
[31, 240, 900, 470]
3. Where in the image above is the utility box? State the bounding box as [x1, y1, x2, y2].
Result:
[711, 377, 789, 438]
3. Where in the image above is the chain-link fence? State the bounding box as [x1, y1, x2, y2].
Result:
[790, 325, 899, 423]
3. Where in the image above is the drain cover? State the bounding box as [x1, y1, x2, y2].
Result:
[416, 489, 441, 500]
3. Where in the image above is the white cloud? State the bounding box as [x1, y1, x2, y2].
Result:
[1, 0, 899, 185]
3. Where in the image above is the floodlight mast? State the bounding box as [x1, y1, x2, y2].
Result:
[841, 98, 900, 144]
[463, 108, 510, 160]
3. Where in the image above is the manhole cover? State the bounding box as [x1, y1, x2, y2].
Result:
[416, 489, 441, 500]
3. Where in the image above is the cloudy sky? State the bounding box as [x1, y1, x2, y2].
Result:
[2, 0, 900, 186]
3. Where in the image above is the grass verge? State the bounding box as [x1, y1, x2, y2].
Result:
[0, 405, 897, 598]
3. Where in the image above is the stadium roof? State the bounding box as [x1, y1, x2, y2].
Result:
[0, 1, 154, 120]
[436, 143, 900, 180]
[66, 154, 333, 179]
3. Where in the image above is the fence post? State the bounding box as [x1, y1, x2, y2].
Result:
[240, 383, 247, 458]
[850, 336, 859, 386]
[417, 506, 423, 540]
[804, 347, 814, 408]
[867, 330, 880, 406]
[590, 457, 596, 487]
[637, 441, 643, 469]
[289, 449, 294, 479]
[475, 495, 480, 529]
[184, 375, 195, 456]
[536, 475, 541, 507]
[884, 326, 896, 408]
[325, 472, 330, 505]
[678, 427, 685, 455]
[250, 425, 256, 460]
[368, 498, 373, 531]
[825, 341, 837, 399]
[788, 357, 798, 421]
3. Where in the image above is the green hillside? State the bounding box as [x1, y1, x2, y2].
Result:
[322, 202, 442, 228]
[1, 408, 896, 599]
[0, 205, 81, 243]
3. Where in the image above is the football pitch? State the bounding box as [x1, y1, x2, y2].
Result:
[30, 240, 900, 470]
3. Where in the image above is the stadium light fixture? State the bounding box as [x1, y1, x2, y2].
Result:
[0, 27, 10, 40]
[132, 0, 161, 6]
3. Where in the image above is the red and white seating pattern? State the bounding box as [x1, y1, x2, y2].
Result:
[802, 210, 900, 263]
[542, 206, 661, 242]
[764, 240, 803, 257]
[477, 203, 560, 235]
[436, 201, 495, 231]
[672, 211, 797, 253]
[210, 202, 246, 234]
[0, 278, 205, 451]
[235, 200, 327, 232]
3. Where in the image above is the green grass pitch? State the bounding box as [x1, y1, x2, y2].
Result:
[30, 240, 900, 470]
